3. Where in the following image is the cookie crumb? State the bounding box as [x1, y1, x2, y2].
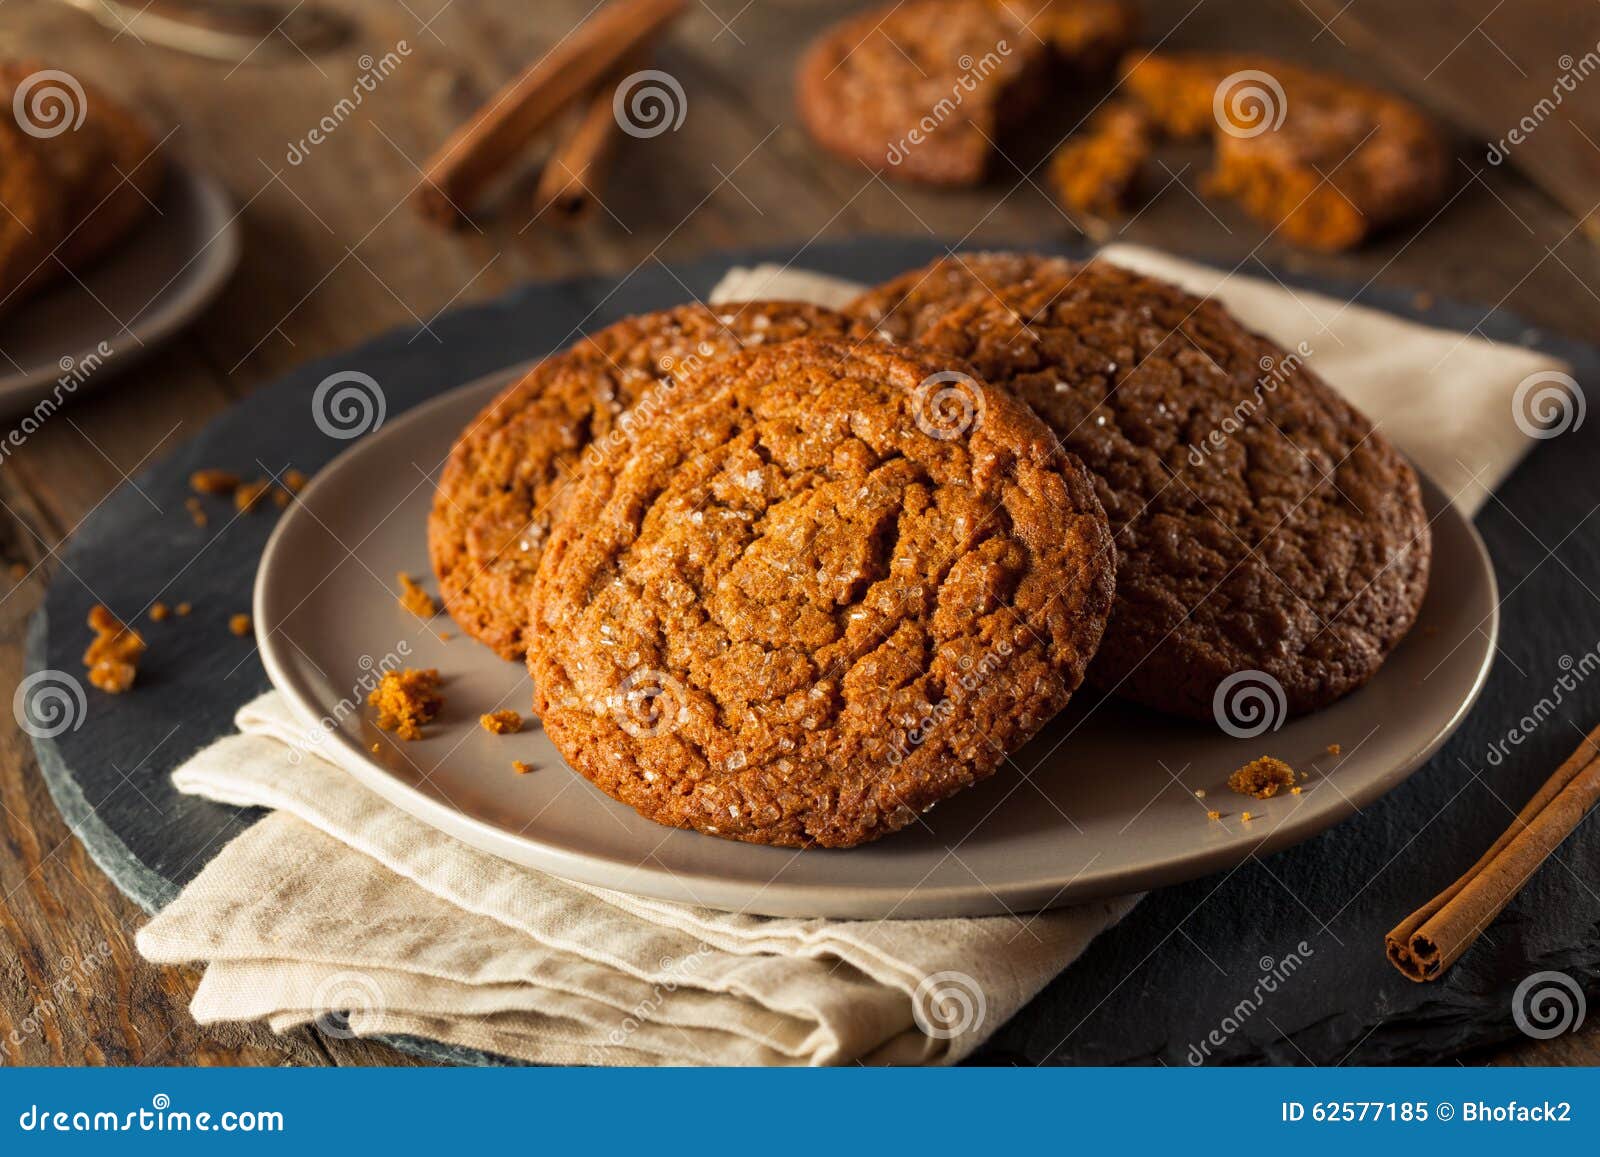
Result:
[1194, 788, 1207, 798]
[234, 478, 272, 513]
[1228, 755, 1297, 800]
[189, 469, 240, 496]
[480, 709, 522, 735]
[1325, 743, 1342, 756]
[283, 468, 308, 493]
[8, 562, 26, 581]
[1206, 809, 1221, 821]
[370, 742, 381, 754]
[185, 497, 208, 528]
[397, 572, 438, 619]
[1290, 786, 1303, 795]
[513, 760, 536, 775]
[1241, 810, 1254, 822]
[84, 605, 145, 694]
[368, 668, 442, 740]
[229, 613, 252, 636]
[175, 602, 192, 617]
[272, 487, 292, 509]
[149, 602, 170, 622]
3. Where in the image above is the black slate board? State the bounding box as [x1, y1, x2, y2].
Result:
[25, 237, 1600, 1067]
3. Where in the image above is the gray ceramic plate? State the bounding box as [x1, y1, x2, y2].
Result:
[255, 366, 1499, 919]
[0, 161, 239, 419]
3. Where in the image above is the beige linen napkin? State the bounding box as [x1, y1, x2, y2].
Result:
[138, 249, 1570, 1066]
[138, 694, 1135, 1065]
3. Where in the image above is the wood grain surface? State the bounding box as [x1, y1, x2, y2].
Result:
[0, 0, 1596, 1066]
[1301, 0, 1600, 241]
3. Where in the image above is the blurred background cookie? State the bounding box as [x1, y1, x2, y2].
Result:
[0, 61, 164, 311]
[1117, 52, 1449, 250]
[796, 0, 1135, 186]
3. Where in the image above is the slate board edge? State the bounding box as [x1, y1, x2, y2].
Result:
[23, 236, 1598, 1069]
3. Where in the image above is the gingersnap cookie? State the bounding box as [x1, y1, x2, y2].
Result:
[797, 0, 1138, 186]
[429, 302, 852, 660]
[1119, 53, 1448, 250]
[989, 0, 1138, 74]
[846, 251, 1074, 342]
[0, 62, 165, 305]
[527, 337, 1116, 847]
[916, 260, 1431, 721]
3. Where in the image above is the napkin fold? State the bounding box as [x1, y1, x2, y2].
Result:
[138, 694, 1135, 1065]
[138, 248, 1571, 1066]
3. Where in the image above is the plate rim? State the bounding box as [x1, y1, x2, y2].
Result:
[255, 364, 1500, 919]
[0, 160, 241, 408]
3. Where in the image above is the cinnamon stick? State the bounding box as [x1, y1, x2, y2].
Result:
[414, 0, 686, 227]
[530, 57, 639, 227]
[1386, 722, 1600, 981]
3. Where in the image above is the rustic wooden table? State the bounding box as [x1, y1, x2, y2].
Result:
[1, 0, 1596, 1066]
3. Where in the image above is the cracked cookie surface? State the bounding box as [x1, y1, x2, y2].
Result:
[527, 337, 1115, 847]
[429, 301, 852, 659]
[846, 251, 1075, 342]
[917, 260, 1431, 720]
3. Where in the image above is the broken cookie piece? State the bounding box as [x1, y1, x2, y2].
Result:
[1227, 755, 1298, 800]
[480, 709, 522, 735]
[397, 572, 438, 620]
[84, 604, 145, 694]
[1050, 101, 1149, 216]
[1119, 51, 1448, 250]
[368, 667, 443, 740]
